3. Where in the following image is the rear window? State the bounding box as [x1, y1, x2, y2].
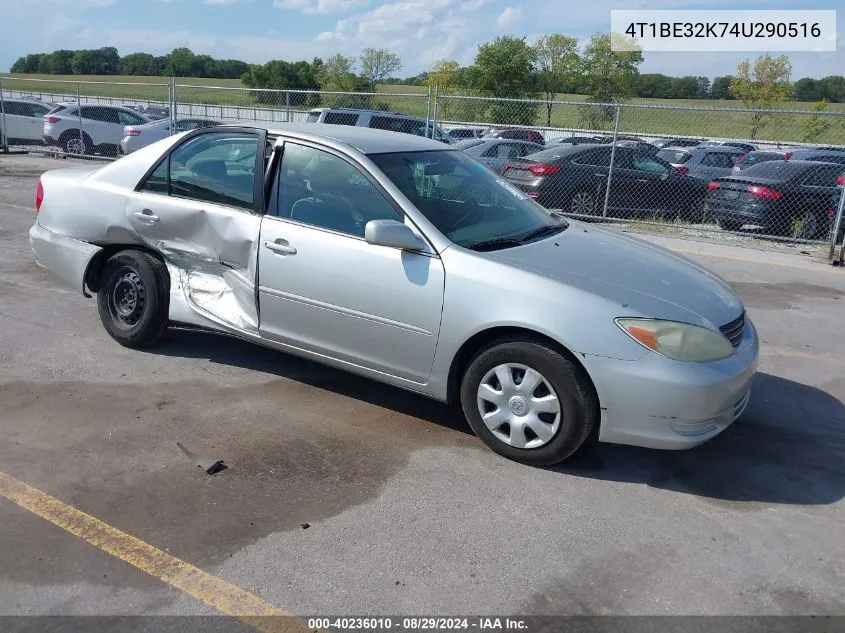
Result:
[657, 149, 691, 164]
[740, 152, 783, 166]
[323, 111, 359, 126]
[739, 160, 809, 179]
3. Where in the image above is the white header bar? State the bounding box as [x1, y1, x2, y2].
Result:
[610, 10, 837, 52]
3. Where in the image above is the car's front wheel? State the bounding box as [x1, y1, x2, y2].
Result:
[459, 339, 598, 465]
[96, 250, 169, 348]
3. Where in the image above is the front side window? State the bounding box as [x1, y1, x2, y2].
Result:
[368, 150, 563, 249]
[701, 152, 736, 168]
[481, 143, 519, 159]
[272, 142, 402, 237]
[141, 131, 259, 210]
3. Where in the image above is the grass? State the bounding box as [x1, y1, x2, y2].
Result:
[3, 73, 844, 144]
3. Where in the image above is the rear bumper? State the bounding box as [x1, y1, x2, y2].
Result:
[583, 317, 759, 450]
[29, 221, 102, 297]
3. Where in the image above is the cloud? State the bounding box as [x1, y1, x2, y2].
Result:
[203, 0, 251, 5]
[460, 0, 488, 10]
[273, 0, 368, 14]
[496, 6, 522, 30]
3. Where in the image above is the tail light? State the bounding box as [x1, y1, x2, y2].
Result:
[734, 153, 749, 165]
[707, 181, 720, 192]
[837, 174, 845, 187]
[35, 178, 44, 212]
[125, 128, 141, 136]
[44, 116, 61, 124]
[747, 185, 782, 200]
[829, 210, 836, 217]
[784, 151, 793, 160]
[676, 166, 689, 175]
[503, 161, 513, 172]
[526, 164, 561, 176]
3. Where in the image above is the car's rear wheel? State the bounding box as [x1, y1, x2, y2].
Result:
[569, 188, 598, 216]
[96, 250, 169, 348]
[61, 131, 92, 156]
[717, 219, 744, 232]
[459, 339, 598, 465]
[796, 210, 823, 240]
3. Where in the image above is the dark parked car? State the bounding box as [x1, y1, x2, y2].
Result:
[704, 160, 845, 239]
[614, 139, 659, 154]
[785, 148, 845, 165]
[551, 135, 606, 145]
[732, 149, 792, 171]
[484, 128, 546, 145]
[657, 145, 746, 181]
[653, 137, 706, 149]
[696, 140, 757, 153]
[503, 144, 708, 221]
[142, 105, 170, 120]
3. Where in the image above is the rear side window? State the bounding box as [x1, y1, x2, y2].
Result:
[2, 101, 33, 116]
[573, 147, 613, 167]
[740, 160, 807, 179]
[481, 144, 519, 159]
[143, 160, 169, 194]
[81, 106, 120, 124]
[118, 110, 147, 126]
[657, 149, 690, 164]
[740, 152, 782, 166]
[807, 154, 845, 165]
[801, 166, 844, 187]
[47, 105, 68, 115]
[323, 112, 359, 126]
[370, 116, 420, 135]
[305, 110, 322, 123]
[701, 152, 737, 168]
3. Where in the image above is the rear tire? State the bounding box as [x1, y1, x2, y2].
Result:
[568, 188, 598, 216]
[96, 250, 169, 348]
[717, 219, 744, 232]
[61, 131, 92, 156]
[459, 339, 598, 466]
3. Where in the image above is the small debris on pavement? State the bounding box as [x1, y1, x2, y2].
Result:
[176, 441, 228, 475]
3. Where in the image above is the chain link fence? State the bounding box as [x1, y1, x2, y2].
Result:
[2, 76, 844, 255]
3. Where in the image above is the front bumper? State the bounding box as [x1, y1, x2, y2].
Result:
[583, 317, 759, 450]
[29, 221, 102, 297]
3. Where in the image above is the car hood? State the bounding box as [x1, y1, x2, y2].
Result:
[484, 221, 744, 329]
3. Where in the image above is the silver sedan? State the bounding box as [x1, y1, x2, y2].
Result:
[120, 117, 221, 154]
[29, 122, 758, 465]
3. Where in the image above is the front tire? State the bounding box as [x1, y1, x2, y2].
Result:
[459, 339, 598, 466]
[96, 250, 169, 348]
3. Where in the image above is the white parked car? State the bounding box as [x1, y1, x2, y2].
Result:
[0, 98, 55, 145]
[306, 107, 453, 144]
[43, 103, 150, 156]
[120, 117, 221, 155]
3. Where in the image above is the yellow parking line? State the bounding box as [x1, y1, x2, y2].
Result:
[0, 470, 310, 633]
[0, 201, 35, 213]
[763, 346, 845, 366]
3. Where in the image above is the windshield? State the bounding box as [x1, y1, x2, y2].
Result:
[368, 150, 565, 250]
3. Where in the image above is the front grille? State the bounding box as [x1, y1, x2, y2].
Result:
[720, 311, 746, 348]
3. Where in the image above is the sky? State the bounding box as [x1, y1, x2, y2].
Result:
[0, 0, 842, 79]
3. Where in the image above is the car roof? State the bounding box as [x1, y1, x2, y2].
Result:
[230, 121, 452, 154]
[691, 145, 745, 154]
[5, 97, 53, 105]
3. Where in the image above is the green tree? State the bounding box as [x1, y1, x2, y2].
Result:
[241, 59, 321, 106]
[802, 100, 832, 142]
[819, 75, 845, 103]
[470, 36, 538, 124]
[695, 76, 711, 99]
[359, 48, 402, 91]
[793, 77, 821, 102]
[580, 32, 643, 126]
[532, 34, 580, 126]
[316, 54, 369, 107]
[425, 59, 460, 92]
[729, 54, 792, 139]
[120, 53, 156, 75]
[710, 75, 734, 100]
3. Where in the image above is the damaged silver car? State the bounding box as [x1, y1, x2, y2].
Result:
[29, 122, 759, 465]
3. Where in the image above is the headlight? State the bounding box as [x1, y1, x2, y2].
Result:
[615, 318, 736, 362]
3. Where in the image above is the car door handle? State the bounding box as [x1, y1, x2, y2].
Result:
[263, 240, 297, 256]
[133, 210, 159, 223]
[636, 179, 648, 183]
[594, 172, 608, 178]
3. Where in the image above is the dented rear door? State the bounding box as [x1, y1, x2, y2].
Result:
[125, 128, 267, 333]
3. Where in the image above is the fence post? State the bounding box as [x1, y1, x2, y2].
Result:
[424, 85, 432, 139]
[601, 105, 622, 218]
[432, 84, 440, 139]
[285, 91, 291, 122]
[829, 186, 845, 261]
[76, 81, 84, 156]
[171, 77, 178, 132]
[0, 81, 9, 153]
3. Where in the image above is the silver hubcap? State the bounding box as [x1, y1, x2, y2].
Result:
[571, 191, 594, 215]
[476, 363, 561, 449]
[66, 138, 84, 155]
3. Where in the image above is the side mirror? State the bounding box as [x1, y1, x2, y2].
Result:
[364, 219, 427, 252]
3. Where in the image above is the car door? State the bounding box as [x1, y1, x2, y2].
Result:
[479, 142, 520, 174]
[573, 146, 637, 214]
[696, 150, 739, 181]
[257, 139, 445, 384]
[1, 101, 27, 141]
[626, 153, 674, 213]
[27, 103, 51, 141]
[127, 128, 267, 332]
